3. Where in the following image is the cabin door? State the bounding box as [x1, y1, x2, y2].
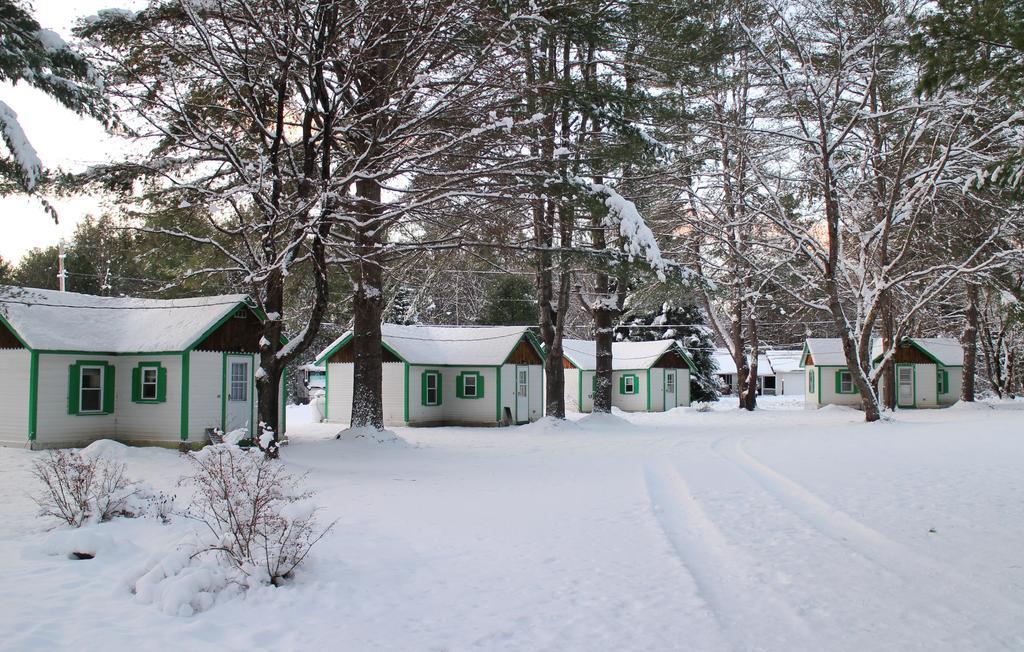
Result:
[515, 366, 529, 423]
[664, 370, 677, 410]
[225, 355, 253, 433]
[896, 365, 915, 407]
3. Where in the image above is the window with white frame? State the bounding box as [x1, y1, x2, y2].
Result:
[141, 367, 159, 400]
[808, 370, 815, 393]
[423, 371, 441, 406]
[80, 366, 103, 412]
[623, 375, 636, 394]
[839, 370, 854, 393]
[463, 373, 478, 397]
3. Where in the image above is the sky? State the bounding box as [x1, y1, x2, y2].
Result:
[0, 0, 140, 263]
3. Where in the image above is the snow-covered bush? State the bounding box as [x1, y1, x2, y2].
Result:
[183, 445, 333, 586]
[31, 450, 140, 527]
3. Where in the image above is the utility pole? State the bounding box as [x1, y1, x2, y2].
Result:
[57, 238, 66, 292]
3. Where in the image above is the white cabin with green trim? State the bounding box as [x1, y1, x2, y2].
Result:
[561, 339, 695, 413]
[0, 286, 282, 449]
[799, 339, 864, 409]
[873, 337, 963, 409]
[314, 324, 545, 427]
[799, 337, 963, 410]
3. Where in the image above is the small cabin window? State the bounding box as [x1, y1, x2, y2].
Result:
[422, 370, 442, 406]
[838, 370, 854, 394]
[621, 374, 638, 395]
[456, 371, 484, 399]
[937, 369, 948, 394]
[233, 308, 248, 319]
[141, 367, 159, 400]
[665, 373, 675, 393]
[80, 366, 104, 413]
[808, 370, 815, 393]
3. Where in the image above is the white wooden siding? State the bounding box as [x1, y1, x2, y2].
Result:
[115, 355, 182, 442]
[778, 371, 805, 396]
[0, 350, 30, 445]
[612, 370, 648, 412]
[35, 353, 116, 446]
[382, 363, 406, 425]
[528, 364, 542, 421]
[679, 369, 692, 407]
[325, 362, 353, 425]
[325, 362, 406, 427]
[940, 367, 962, 405]
[408, 366, 497, 425]
[809, 367, 863, 409]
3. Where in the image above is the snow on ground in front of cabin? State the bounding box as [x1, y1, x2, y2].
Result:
[2, 399, 1024, 650]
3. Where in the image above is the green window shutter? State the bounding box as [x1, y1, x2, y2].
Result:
[436, 374, 443, 404]
[68, 363, 81, 415]
[157, 366, 168, 402]
[103, 364, 116, 414]
[476, 373, 485, 398]
[592, 375, 596, 391]
[619, 375, 626, 394]
[835, 370, 842, 394]
[131, 366, 141, 402]
[421, 371, 429, 405]
[456, 374, 464, 398]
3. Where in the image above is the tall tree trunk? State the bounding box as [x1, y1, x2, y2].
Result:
[961, 282, 979, 402]
[350, 178, 385, 430]
[879, 295, 896, 410]
[592, 301, 614, 413]
[257, 270, 285, 442]
[742, 277, 758, 411]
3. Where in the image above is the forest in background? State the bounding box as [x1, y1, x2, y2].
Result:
[1, 0, 1022, 431]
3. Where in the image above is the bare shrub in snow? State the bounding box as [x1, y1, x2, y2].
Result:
[31, 450, 141, 527]
[183, 445, 333, 586]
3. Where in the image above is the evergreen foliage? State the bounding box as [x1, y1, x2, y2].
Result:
[0, 0, 109, 193]
[479, 275, 537, 326]
[385, 286, 421, 325]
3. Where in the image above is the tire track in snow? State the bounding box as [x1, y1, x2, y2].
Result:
[714, 436, 1024, 649]
[643, 460, 812, 651]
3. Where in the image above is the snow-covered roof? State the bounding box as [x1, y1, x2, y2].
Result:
[562, 339, 693, 371]
[316, 324, 541, 366]
[766, 350, 803, 374]
[712, 349, 737, 375]
[801, 338, 847, 366]
[0, 285, 251, 353]
[872, 337, 964, 367]
[712, 349, 773, 376]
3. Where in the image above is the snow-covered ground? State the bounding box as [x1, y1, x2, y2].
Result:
[2, 397, 1023, 650]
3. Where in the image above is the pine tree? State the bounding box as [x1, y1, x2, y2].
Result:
[479, 275, 536, 326]
[0, 0, 109, 194]
[385, 286, 421, 326]
[617, 301, 720, 402]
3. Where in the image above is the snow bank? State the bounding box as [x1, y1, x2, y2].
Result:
[335, 427, 409, 447]
[41, 526, 119, 559]
[576, 411, 635, 431]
